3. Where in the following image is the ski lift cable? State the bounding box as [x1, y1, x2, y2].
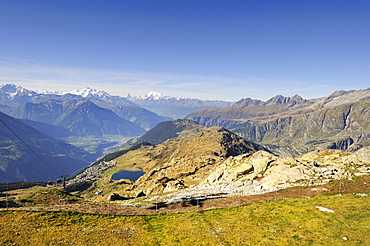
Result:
[0, 127, 50, 178]
[0, 146, 49, 178]
[0, 97, 64, 172]
[0, 97, 62, 166]
[0, 126, 50, 178]
[0, 118, 60, 176]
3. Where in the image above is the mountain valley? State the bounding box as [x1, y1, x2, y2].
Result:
[0, 84, 369, 187]
[0, 85, 370, 245]
[0, 84, 233, 182]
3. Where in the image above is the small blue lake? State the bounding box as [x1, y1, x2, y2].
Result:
[111, 170, 145, 181]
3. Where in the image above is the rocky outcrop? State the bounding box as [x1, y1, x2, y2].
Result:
[122, 127, 263, 196]
[265, 95, 305, 105]
[199, 148, 369, 192]
[121, 145, 370, 199]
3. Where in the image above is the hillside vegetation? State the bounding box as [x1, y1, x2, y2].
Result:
[1, 192, 369, 245]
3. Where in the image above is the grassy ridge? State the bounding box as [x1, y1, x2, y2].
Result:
[0, 181, 46, 192]
[1, 193, 369, 245]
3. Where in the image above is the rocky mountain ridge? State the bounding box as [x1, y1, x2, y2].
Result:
[187, 87, 370, 156]
[122, 119, 206, 149]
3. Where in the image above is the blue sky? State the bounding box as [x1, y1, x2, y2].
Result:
[0, 0, 369, 101]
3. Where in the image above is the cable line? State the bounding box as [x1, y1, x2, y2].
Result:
[0, 97, 55, 154]
[0, 127, 50, 178]
[0, 97, 18, 118]
[0, 146, 49, 178]
[0, 97, 64, 175]
[0, 118, 60, 176]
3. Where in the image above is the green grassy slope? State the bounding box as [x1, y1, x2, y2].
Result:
[1, 193, 369, 245]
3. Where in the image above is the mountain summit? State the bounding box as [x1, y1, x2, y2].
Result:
[0, 84, 37, 100]
[134, 91, 172, 100]
[67, 87, 111, 98]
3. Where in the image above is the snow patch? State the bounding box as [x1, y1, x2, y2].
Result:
[35, 89, 63, 95]
[134, 91, 189, 100]
[315, 206, 335, 213]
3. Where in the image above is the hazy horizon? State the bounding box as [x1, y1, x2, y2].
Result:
[1, 1, 369, 101]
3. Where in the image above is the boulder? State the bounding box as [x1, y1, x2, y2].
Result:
[249, 151, 277, 174]
[163, 179, 185, 193]
[261, 166, 309, 190]
[108, 193, 123, 201]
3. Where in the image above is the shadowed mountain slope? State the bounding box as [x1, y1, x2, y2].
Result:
[53, 100, 145, 137]
[123, 119, 206, 149]
[0, 84, 169, 138]
[0, 111, 92, 182]
[91, 100, 172, 131]
[19, 119, 76, 139]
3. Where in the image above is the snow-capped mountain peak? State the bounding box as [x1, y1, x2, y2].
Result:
[66, 87, 110, 98]
[146, 91, 164, 100]
[0, 84, 24, 94]
[0, 83, 36, 98]
[135, 91, 185, 100]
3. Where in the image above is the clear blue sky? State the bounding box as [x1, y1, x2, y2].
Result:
[0, 0, 369, 101]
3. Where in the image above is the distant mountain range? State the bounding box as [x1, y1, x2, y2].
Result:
[0, 84, 232, 136]
[128, 91, 233, 119]
[0, 84, 167, 136]
[187, 88, 370, 156]
[0, 84, 232, 182]
[2, 83, 370, 182]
